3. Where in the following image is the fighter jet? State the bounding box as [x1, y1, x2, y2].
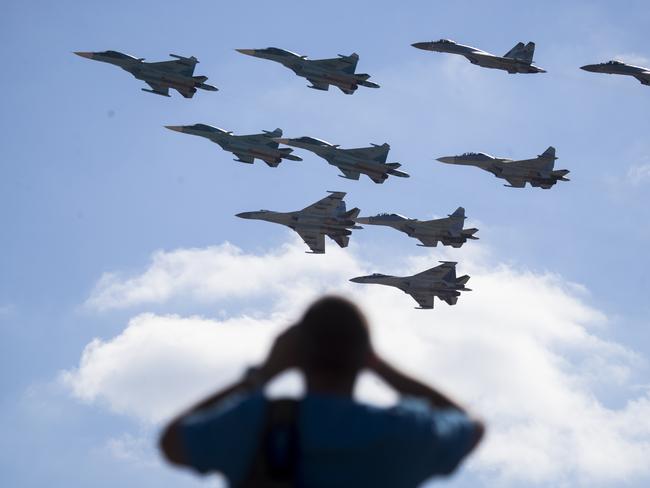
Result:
[350, 261, 471, 309]
[580, 60, 650, 86]
[236, 192, 361, 254]
[437, 146, 569, 189]
[164, 125, 301, 167]
[236, 47, 379, 94]
[356, 207, 478, 248]
[411, 39, 546, 74]
[74, 50, 218, 97]
[273, 136, 409, 184]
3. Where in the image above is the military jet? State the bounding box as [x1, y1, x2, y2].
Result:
[273, 136, 409, 184]
[236, 47, 379, 94]
[437, 146, 569, 189]
[356, 207, 478, 248]
[236, 191, 361, 254]
[581, 60, 650, 86]
[165, 125, 301, 167]
[350, 261, 471, 309]
[411, 39, 546, 74]
[74, 50, 218, 97]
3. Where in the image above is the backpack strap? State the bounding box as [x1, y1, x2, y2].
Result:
[241, 398, 300, 488]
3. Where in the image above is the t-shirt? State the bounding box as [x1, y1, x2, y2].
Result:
[179, 391, 478, 488]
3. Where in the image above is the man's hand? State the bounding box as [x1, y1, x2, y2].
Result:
[258, 324, 303, 382]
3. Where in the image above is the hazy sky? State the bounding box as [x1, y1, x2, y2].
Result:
[2, 1, 650, 487]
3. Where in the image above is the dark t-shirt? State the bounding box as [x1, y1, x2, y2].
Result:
[180, 392, 478, 487]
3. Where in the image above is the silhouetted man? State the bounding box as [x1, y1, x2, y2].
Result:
[160, 296, 484, 487]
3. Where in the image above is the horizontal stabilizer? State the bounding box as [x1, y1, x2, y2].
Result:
[193, 75, 208, 82]
[463, 228, 479, 239]
[441, 295, 458, 306]
[344, 207, 361, 220]
[385, 162, 401, 169]
[457, 275, 470, 286]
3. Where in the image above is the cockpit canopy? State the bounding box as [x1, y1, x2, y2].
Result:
[190, 123, 228, 133]
[460, 152, 493, 160]
[293, 136, 333, 146]
[262, 47, 304, 58]
[99, 50, 140, 61]
[605, 60, 625, 65]
[376, 213, 408, 220]
[436, 39, 455, 44]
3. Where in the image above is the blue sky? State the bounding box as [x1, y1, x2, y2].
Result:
[2, 1, 650, 486]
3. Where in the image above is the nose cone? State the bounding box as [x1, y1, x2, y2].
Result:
[436, 156, 456, 164]
[165, 125, 185, 133]
[74, 51, 95, 59]
[235, 212, 256, 219]
[349, 276, 365, 283]
[236, 49, 257, 56]
[580, 64, 598, 72]
[411, 42, 434, 51]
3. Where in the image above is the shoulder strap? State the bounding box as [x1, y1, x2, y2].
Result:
[241, 398, 300, 488]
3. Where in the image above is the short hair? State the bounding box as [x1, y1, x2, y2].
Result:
[298, 296, 370, 376]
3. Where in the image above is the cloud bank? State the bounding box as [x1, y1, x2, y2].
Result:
[65, 240, 650, 486]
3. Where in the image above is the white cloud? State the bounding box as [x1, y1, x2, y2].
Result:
[84, 241, 361, 312]
[65, 241, 650, 486]
[626, 163, 650, 185]
[105, 433, 157, 466]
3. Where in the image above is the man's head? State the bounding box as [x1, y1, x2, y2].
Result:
[297, 296, 371, 386]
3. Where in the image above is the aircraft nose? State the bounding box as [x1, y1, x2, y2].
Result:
[411, 42, 431, 50]
[349, 277, 364, 283]
[74, 51, 94, 59]
[436, 156, 456, 164]
[164, 125, 185, 133]
[235, 49, 257, 56]
[235, 212, 255, 219]
[580, 64, 597, 72]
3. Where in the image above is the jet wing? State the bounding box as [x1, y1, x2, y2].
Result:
[341, 145, 389, 163]
[143, 81, 170, 97]
[233, 152, 255, 164]
[310, 54, 359, 74]
[503, 176, 527, 188]
[410, 292, 434, 309]
[300, 192, 346, 215]
[295, 229, 325, 254]
[148, 59, 196, 76]
[634, 72, 650, 85]
[413, 262, 456, 281]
